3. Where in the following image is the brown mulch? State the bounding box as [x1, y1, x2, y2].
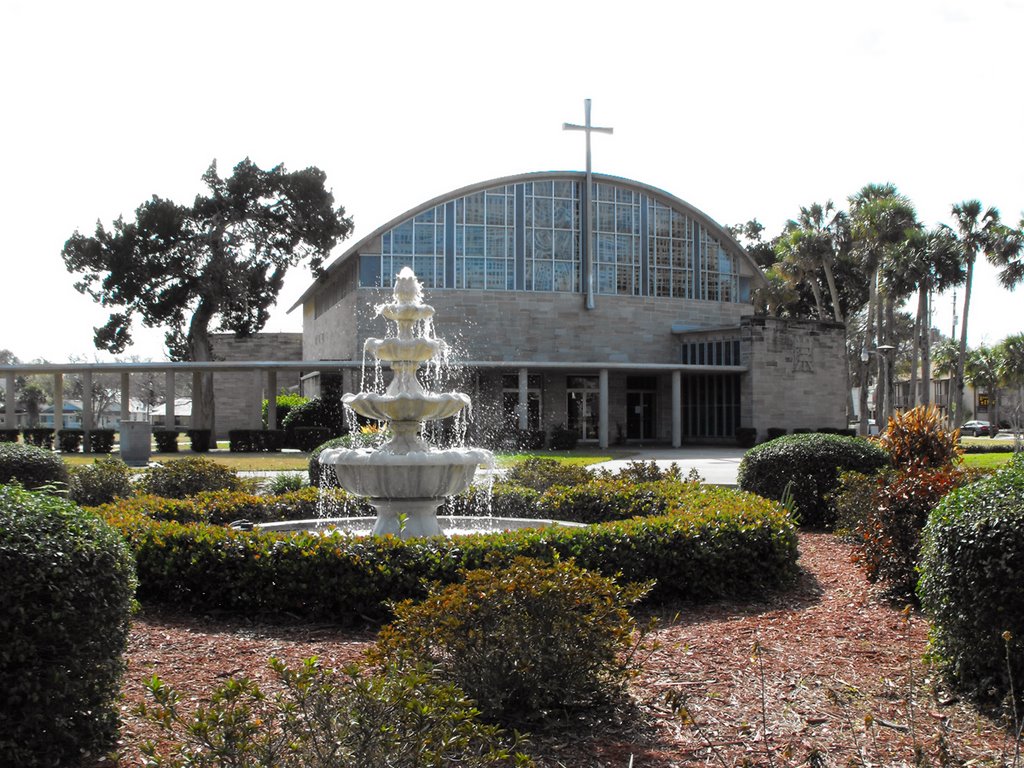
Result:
[105, 533, 1020, 767]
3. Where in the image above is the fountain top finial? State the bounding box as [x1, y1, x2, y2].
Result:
[393, 267, 422, 305]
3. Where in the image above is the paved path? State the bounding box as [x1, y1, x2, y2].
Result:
[589, 445, 744, 486]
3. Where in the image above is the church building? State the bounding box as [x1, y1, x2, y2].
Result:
[291, 170, 847, 448]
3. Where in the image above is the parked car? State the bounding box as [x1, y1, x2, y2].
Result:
[962, 420, 992, 437]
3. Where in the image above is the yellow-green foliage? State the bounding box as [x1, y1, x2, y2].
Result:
[878, 405, 961, 469]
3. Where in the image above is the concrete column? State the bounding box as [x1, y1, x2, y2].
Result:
[517, 367, 529, 431]
[672, 370, 682, 448]
[4, 372, 14, 429]
[165, 370, 175, 428]
[53, 372, 63, 434]
[598, 368, 609, 449]
[192, 371, 203, 431]
[251, 370, 263, 429]
[120, 372, 130, 425]
[267, 370, 278, 430]
[82, 370, 94, 452]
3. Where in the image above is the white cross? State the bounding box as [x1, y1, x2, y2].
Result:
[563, 99, 613, 309]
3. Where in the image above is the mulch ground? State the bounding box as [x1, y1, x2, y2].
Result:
[104, 533, 1020, 767]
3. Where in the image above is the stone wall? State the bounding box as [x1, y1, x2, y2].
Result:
[209, 333, 304, 436]
[741, 316, 847, 437]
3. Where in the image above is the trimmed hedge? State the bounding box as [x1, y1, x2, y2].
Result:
[58, 428, 84, 452]
[139, 456, 242, 499]
[153, 429, 179, 453]
[97, 484, 798, 621]
[89, 428, 116, 453]
[737, 433, 890, 529]
[0, 485, 137, 767]
[0, 429, 19, 442]
[0, 441, 69, 491]
[918, 455, 1024, 700]
[228, 429, 287, 452]
[22, 428, 53, 449]
[186, 428, 212, 452]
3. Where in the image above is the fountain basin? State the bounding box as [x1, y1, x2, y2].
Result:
[320, 446, 491, 498]
[342, 392, 471, 423]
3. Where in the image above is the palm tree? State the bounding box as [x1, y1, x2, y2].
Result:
[900, 226, 963, 406]
[848, 184, 918, 434]
[948, 200, 1003, 428]
[988, 217, 1024, 289]
[17, 382, 48, 428]
[965, 345, 1003, 435]
[931, 337, 961, 423]
[776, 202, 849, 323]
[998, 333, 1024, 443]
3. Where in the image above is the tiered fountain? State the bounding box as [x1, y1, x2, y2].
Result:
[253, 267, 582, 539]
[318, 267, 492, 537]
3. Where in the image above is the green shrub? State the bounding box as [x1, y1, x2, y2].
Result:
[187, 428, 212, 452]
[97, 485, 797, 621]
[735, 427, 757, 447]
[281, 397, 348, 439]
[262, 392, 308, 430]
[503, 457, 592, 492]
[918, 455, 1024, 700]
[89, 428, 116, 453]
[766, 427, 787, 441]
[836, 466, 982, 598]
[737, 432, 890, 529]
[537, 478, 674, 523]
[373, 557, 651, 726]
[446, 481, 541, 519]
[293, 426, 333, 453]
[878, 405, 961, 469]
[0, 485, 136, 767]
[92, 487, 364, 526]
[58, 428, 83, 452]
[0, 429, 19, 442]
[140, 456, 242, 499]
[548, 424, 578, 451]
[265, 471, 307, 495]
[0, 441, 69, 491]
[68, 456, 134, 506]
[228, 429, 287, 452]
[139, 658, 531, 767]
[153, 429, 179, 452]
[600, 460, 682, 484]
[21, 428, 53, 449]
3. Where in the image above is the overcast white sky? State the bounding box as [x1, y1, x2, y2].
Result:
[1, 0, 1021, 363]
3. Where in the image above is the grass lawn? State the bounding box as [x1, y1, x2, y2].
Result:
[960, 451, 1015, 470]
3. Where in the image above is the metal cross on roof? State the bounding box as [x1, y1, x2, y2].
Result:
[563, 98, 613, 310]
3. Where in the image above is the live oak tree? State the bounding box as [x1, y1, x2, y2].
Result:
[62, 158, 353, 442]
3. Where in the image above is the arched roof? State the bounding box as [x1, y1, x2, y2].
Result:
[290, 170, 767, 311]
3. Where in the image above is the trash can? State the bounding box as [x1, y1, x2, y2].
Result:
[120, 418, 152, 467]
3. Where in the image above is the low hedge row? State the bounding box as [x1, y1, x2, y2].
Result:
[92, 487, 369, 526]
[227, 429, 287, 452]
[961, 442, 1018, 454]
[96, 485, 798, 621]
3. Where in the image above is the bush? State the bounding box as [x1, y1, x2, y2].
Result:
[58, 428, 83, 452]
[602, 460, 682, 484]
[187, 428, 212, 452]
[548, 424, 578, 451]
[229, 429, 287, 452]
[0, 441, 69, 491]
[373, 557, 651, 725]
[735, 427, 757, 447]
[503, 457, 592, 492]
[766, 427, 787, 441]
[0, 429, 19, 442]
[918, 455, 1024, 700]
[139, 658, 531, 767]
[737, 432, 890, 529]
[97, 484, 797, 621]
[68, 456, 134, 506]
[140, 456, 242, 499]
[0, 485, 136, 767]
[293, 426, 333, 453]
[836, 466, 982, 598]
[265, 472, 307, 495]
[21, 428, 53, 449]
[153, 429, 179, 452]
[281, 397, 348, 440]
[537, 478, 675, 523]
[89, 428, 116, 453]
[879, 405, 961, 469]
[262, 392, 308, 430]
[445, 482, 542, 519]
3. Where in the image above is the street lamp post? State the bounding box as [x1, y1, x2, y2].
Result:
[861, 344, 896, 434]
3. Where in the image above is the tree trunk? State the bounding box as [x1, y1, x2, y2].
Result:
[920, 284, 932, 406]
[822, 254, 844, 324]
[859, 269, 878, 436]
[188, 301, 218, 449]
[953, 254, 975, 428]
[910, 287, 924, 407]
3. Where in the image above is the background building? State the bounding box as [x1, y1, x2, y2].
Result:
[294, 171, 848, 446]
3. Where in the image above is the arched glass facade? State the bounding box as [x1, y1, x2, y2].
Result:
[359, 176, 743, 303]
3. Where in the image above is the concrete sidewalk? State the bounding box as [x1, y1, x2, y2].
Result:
[589, 446, 745, 486]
